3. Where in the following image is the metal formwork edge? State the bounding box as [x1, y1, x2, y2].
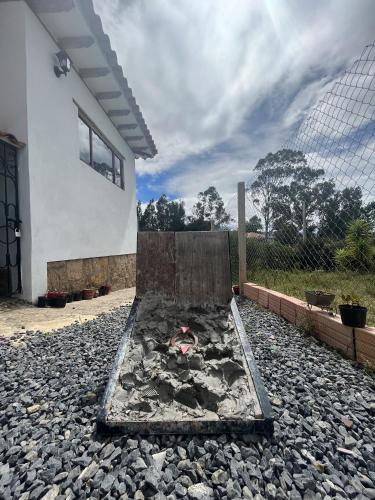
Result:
[97, 297, 273, 436]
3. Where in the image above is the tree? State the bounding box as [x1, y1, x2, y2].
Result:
[189, 186, 232, 229]
[138, 195, 186, 231]
[249, 149, 310, 240]
[315, 180, 340, 238]
[315, 184, 364, 240]
[335, 219, 374, 272]
[336, 187, 363, 238]
[167, 200, 186, 231]
[271, 164, 326, 242]
[246, 215, 262, 233]
[156, 195, 170, 231]
[363, 201, 375, 230]
[138, 199, 158, 231]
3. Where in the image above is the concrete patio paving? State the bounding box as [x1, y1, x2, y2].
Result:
[0, 288, 135, 337]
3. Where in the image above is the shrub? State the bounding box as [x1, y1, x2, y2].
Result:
[247, 239, 298, 271]
[297, 238, 343, 271]
[335, 219, 374, 272]
[229, 232, 299, 279]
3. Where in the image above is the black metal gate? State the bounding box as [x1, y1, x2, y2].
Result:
[0, 141, 21, 295]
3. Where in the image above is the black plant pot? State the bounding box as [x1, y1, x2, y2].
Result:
[37, 296, 48, 308]
[50, 297, 67, 308]
[73, 291, 82, 301]
[66, 293, 73, 303]
[99, 286, 106, 296]
[339, 304, 367, 328]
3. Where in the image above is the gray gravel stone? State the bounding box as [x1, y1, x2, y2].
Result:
[127, 439, 139, 450]
[187, 482, 214, 499]
[175, 483, 187, 497]
[40, 485, 60, 500]
[1, 300, 375, 499]
[78, 461, 99, 481]
[141, 467, 159, 497]
[152, 451, 167, 472]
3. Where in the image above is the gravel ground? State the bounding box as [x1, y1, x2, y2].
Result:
[1, 298, 375, 500]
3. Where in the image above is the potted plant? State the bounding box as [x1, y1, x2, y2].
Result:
[339, 295, 367, 328]
[37, 295, 48, 308]
[73, 291, 82, 301]
[46, 291, 67, 308]
[82, 288, 96, 300]
[305, 290, 335, 307]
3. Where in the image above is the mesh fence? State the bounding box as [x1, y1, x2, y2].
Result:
[244, 41, 375, 324]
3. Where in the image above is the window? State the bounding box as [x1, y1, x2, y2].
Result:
[79, 118, 90, 164]
[114, 155, 123, 188]
[78, 114, 124, 189]
[92, 130, 113, 182]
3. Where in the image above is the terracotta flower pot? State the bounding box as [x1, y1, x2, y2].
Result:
[47, 291, 65, 300]
[82, 289, 96, 300]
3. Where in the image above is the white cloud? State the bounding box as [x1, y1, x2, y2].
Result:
[93, 0, 375, 214]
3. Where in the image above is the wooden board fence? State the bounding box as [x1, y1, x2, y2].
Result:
[136, 231, 232, 306]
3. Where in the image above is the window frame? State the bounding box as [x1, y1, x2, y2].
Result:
[78, 110, 125, 190]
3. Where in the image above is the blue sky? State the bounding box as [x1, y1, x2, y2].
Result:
[94, 0, 375, 217]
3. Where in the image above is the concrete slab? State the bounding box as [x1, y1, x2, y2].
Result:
[0, 288, 135, 337]
[98, 297, 273, 435]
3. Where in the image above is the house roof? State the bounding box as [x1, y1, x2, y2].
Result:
[246, 232, 266, 240]
[25, 0, 157, 159]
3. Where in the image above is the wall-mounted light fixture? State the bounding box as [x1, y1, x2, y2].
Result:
[54, 50, 71, 78]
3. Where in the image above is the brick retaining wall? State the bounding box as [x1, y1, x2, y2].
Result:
[243, 283, 375, 366]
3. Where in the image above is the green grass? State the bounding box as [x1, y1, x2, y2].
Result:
[249, 269, 375, 326]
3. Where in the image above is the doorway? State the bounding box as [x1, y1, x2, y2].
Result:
[0, 140, 21, 295]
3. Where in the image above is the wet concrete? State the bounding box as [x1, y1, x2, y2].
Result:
[109, 294, 260, 423]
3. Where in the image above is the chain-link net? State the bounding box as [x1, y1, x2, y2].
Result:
[245, 41, 375, 325]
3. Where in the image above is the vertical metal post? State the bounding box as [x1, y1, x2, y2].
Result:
[238, 182, 246, 295]
[302, 201, 307, 243]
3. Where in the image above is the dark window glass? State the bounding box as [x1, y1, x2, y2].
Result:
[79, 117, 90, 164]
[114, 155, 123, 188]
[78, 113, 125, 190]
[92, 131, 114, 183]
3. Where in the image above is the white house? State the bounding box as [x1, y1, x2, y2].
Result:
[0, 0, 157, 302]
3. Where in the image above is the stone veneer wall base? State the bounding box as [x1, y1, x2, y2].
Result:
[47, 254, 136, 292]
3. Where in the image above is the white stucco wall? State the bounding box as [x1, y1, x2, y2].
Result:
[1, 2, 138, 301]
[0, 2, 33, 299]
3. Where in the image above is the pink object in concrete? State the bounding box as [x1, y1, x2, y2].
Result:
[180, 344, 191, 355]
[181, 326, 190, 334]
